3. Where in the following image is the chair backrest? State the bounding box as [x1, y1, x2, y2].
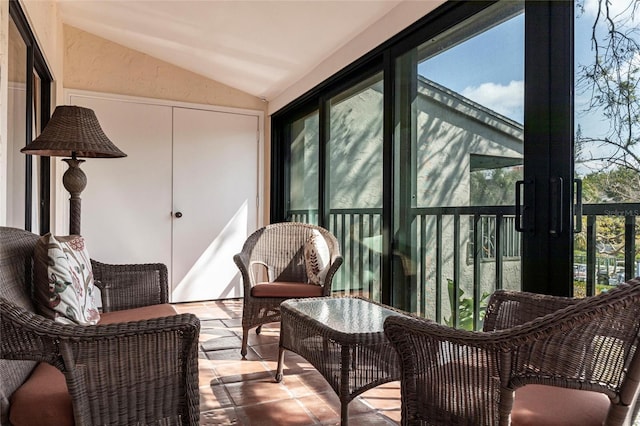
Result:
[384, 277, 640, 426]
[0, 227, 39, 424]
[238, 222, 341, 284]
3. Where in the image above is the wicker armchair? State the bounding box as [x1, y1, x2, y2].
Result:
[384, 277, 640, 426]
[0, 226, 200, 425]
[234, 222, 343, 358]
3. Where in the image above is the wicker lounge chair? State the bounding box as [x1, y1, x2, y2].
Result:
[0, 226, 200, 425]
[233, 222, 343, 358]
[384, 277, 640, 426]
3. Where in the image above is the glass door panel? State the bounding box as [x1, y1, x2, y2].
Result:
[288, 111, 320, 224]
[328, 72, 384, 300]
[394, 2, 524, 327]
[573, 1, 640, 296]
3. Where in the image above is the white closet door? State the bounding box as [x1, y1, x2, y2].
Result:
[71, 95, 173, 269]
[171, 108, 258, 302]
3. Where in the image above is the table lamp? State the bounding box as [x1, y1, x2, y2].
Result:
[21, 105, 126, 235]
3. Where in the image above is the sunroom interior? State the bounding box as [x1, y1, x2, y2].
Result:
[2, 0, 639, 424]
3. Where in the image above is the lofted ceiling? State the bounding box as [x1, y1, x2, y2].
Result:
[57, 0, 414, 102]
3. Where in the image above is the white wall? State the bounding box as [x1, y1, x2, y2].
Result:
[269, 0, 445, 114]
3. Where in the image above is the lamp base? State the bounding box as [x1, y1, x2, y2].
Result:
[62, 158, 86, 235]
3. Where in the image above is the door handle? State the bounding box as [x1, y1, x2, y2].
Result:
[515, 180, 533, 232]
[550, 177, 563, 236]
[574, 178, 583, 233]
[174, 212, 183, 218]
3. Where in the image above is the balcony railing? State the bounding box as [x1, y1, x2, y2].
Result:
[289, 202, 639, 329]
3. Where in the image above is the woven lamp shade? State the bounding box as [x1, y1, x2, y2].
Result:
[21, 105, 126, 158]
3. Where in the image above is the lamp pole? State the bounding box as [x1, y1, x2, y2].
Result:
[62, 153, 87, 235]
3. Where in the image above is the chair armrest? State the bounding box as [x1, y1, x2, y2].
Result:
[91, 260, 168, 312]
[321, 254, 344, 296]
[483, 289, 577, 331]
[233, 252, 256, 293]
[0, 297, 200, 425]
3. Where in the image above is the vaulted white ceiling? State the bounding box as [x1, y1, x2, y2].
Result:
[58, 0, 427, 103]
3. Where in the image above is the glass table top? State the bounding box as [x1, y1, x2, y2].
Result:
[281, 297, 405, 335]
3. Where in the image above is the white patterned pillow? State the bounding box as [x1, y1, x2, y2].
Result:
[34, 234, 100, 325]
[303, 230, 331, 286]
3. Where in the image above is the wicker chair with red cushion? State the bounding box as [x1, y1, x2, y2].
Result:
[0, 226, 200, 425]
[234, 222, 343, 358]
[384, 277, 640, 426]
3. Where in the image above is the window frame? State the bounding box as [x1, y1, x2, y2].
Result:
[9, 0, 53, 234]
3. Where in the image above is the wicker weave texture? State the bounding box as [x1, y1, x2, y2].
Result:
[92, 260, 169, 312]
[384, 277, 640, 426]
[0, 227, 40, 425]
[0, 226, 200, 425]
[233, 222, 343, 358]
[278, 296, 410, 425]
[21, 106, 126, 158]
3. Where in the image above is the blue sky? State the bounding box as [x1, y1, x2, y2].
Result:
[416, 0, 638, 175]
[417, 0, 637, 129]
[418, 13, 524, 122]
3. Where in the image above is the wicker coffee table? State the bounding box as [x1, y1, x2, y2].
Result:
[275, 296, 408, 425]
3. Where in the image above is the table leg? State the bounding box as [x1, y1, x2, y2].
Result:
[340, 345, 351, 425]
[275, 346, 285, 382]
[341, 401, 349, 426]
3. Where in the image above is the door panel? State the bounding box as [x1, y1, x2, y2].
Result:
[72, 93, 260, 303]
[521, 1, 574, 295]
[393, 2, 525, 319]
[171, 108, 258, 302]
[73, 95, 174, 270]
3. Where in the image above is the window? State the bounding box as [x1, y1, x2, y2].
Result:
[7, 0, 52, 233]
[288, 110, 319, 224]
[272, 1, 614, 318]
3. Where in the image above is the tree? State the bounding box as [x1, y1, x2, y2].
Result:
[575, 0, 640, 176]
[576, 169, 640, 258]
[581, 167, 640, 203]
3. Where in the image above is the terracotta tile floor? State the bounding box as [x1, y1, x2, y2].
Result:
[173, 299, 401, 426]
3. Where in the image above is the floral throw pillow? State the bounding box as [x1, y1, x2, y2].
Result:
[34, 234, 100, 325]
[303, 230, 331, 286]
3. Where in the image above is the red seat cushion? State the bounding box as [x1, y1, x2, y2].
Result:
[9, 304, 178, 426]
[9, 362, 73, 426]
[511, 384, 610, 426]
[251, 281, 324, 298]
[99, 303, 177, 324]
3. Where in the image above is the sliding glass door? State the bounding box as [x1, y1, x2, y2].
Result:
[393, 2, 525, 324]
[326, 72, 384, 299]
[272, 1, 637, 326]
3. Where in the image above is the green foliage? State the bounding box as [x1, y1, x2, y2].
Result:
[573, 280, 616, 298]
[444, 279, 490, 331]
[470, 167, 523, 206]
[576, 168, 640, 261]
[580, 168, 640, 204]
